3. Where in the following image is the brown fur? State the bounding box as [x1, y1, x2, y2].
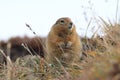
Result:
[45, 17, 82, 65]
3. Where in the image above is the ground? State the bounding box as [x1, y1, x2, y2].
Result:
[0, 23, 120, 80]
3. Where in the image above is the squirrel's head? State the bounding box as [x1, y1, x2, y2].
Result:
[52, 17, 76, 37]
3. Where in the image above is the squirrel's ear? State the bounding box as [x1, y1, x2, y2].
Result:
[55, 18, 60, 24]
[55, 20, 59, 25]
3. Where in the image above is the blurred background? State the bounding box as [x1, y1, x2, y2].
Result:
[0, 0, 119, 40]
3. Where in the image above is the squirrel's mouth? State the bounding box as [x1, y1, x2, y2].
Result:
[68, 22, 73, 30]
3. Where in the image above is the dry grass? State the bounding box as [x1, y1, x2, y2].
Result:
[0, 20, 120, 80]
[79, 23, 120, 80]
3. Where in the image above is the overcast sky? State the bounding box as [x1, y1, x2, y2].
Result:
[0, 0, 119, 40]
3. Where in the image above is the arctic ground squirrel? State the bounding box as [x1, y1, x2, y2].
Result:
[46, 17, 82, 65]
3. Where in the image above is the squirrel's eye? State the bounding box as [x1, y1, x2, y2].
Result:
[60, 19, 65, 25]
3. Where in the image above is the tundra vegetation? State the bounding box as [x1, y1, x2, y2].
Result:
[0, 20, 120, 80]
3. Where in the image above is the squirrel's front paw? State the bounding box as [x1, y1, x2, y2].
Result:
[58, 41, 72, 49]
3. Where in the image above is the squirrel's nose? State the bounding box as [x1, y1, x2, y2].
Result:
[68, 22, 73, 29]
